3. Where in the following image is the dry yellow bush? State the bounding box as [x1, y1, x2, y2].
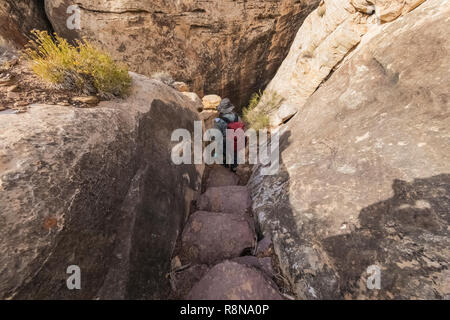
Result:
[23, 30, 131, 99]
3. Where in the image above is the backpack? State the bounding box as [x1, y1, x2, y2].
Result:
[214, 118, 228, 137]
[226, 121, 246, 151]
[220, 113, 239, 124]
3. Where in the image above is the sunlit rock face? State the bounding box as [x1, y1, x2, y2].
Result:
[43, 0, 320, 109]
[249, 0, 450, 299]
[260, 0, 429, 126]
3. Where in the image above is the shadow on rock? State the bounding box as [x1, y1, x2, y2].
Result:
[323, 174, 450, 299]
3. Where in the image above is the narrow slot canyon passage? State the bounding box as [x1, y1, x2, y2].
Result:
[167, 164, 290, 300]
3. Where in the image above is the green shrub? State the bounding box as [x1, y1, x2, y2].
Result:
[243, 90, 283, 130]
[23, 30, 131, 99]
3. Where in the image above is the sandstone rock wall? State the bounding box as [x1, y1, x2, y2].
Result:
[0, 73, 204, 299]
[0, 0, 51, 48]
[44, 0, 320, 109]
[249, 0, 450, 299]
[262, 0, 428, 126]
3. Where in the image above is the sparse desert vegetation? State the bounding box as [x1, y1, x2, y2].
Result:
[23, 30, 131, 100]
[243, 90, 283, 130]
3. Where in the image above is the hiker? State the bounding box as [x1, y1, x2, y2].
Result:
[213, 117, 228, 157]
[216, 98, 246, 172]
[218, 98, 240, 123]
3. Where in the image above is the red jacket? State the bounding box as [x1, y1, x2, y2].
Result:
[227, 122, 246, 151]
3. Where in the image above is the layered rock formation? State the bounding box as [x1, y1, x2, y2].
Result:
[0, 0, 51, 48]
[44, 0, 320, 109]
[0, 73, 204, 299]
[261, 0, 428, 126]
[249, 0, 450, 299]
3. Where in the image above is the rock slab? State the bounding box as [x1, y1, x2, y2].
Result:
[261, 0, 428, 126]
[199, 186, 252, 214]
[0, 73, 204, 299]
[249, 0, 450, 300]
[181, 211, 256, 264]
[206, 165, 239, 188]
[187, 261, 283, 300]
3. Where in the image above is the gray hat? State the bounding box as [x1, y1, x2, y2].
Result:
[217, 98, 235, 114]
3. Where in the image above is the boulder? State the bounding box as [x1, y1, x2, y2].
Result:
[0, 0, 51, 48]
[173, 81, 190, 92]
[231, 256, 274, 276]
[202, 94, 222, 110]
[206, 165, 239, 188]
[261, 0, 428, 127]
[249, 0, 450, 300]
[0, 72, 204, 299]
[181, 211, 256, 264]
[44, 0, 321, 108]
[170, 264, 209, 299]
[182, 92, 203, 111]
[199, 186, 252, 214]
[199, 110, 219, 130]
[187, 261, 283, 300]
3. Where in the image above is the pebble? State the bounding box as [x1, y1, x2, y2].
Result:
[71, 96, 99, 105]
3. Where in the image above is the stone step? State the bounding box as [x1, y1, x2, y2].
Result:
[181, 211, 256, 265]
[205, 165, 239, 188]
[198, 186, 251, 214]
[231, 256, 273, 277]
[169, 264, 209, 300]
[187, 260, 283, 300]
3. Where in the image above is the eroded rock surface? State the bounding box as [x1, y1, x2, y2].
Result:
[0, 73, 204, 299]
[249, 0, 450, 299]
[44, 0, 320, 108]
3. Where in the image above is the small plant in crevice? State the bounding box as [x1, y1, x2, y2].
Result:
[151, 71, 175, 87]
[243, 89, 284, 131]
[22, 30, 131, 99]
